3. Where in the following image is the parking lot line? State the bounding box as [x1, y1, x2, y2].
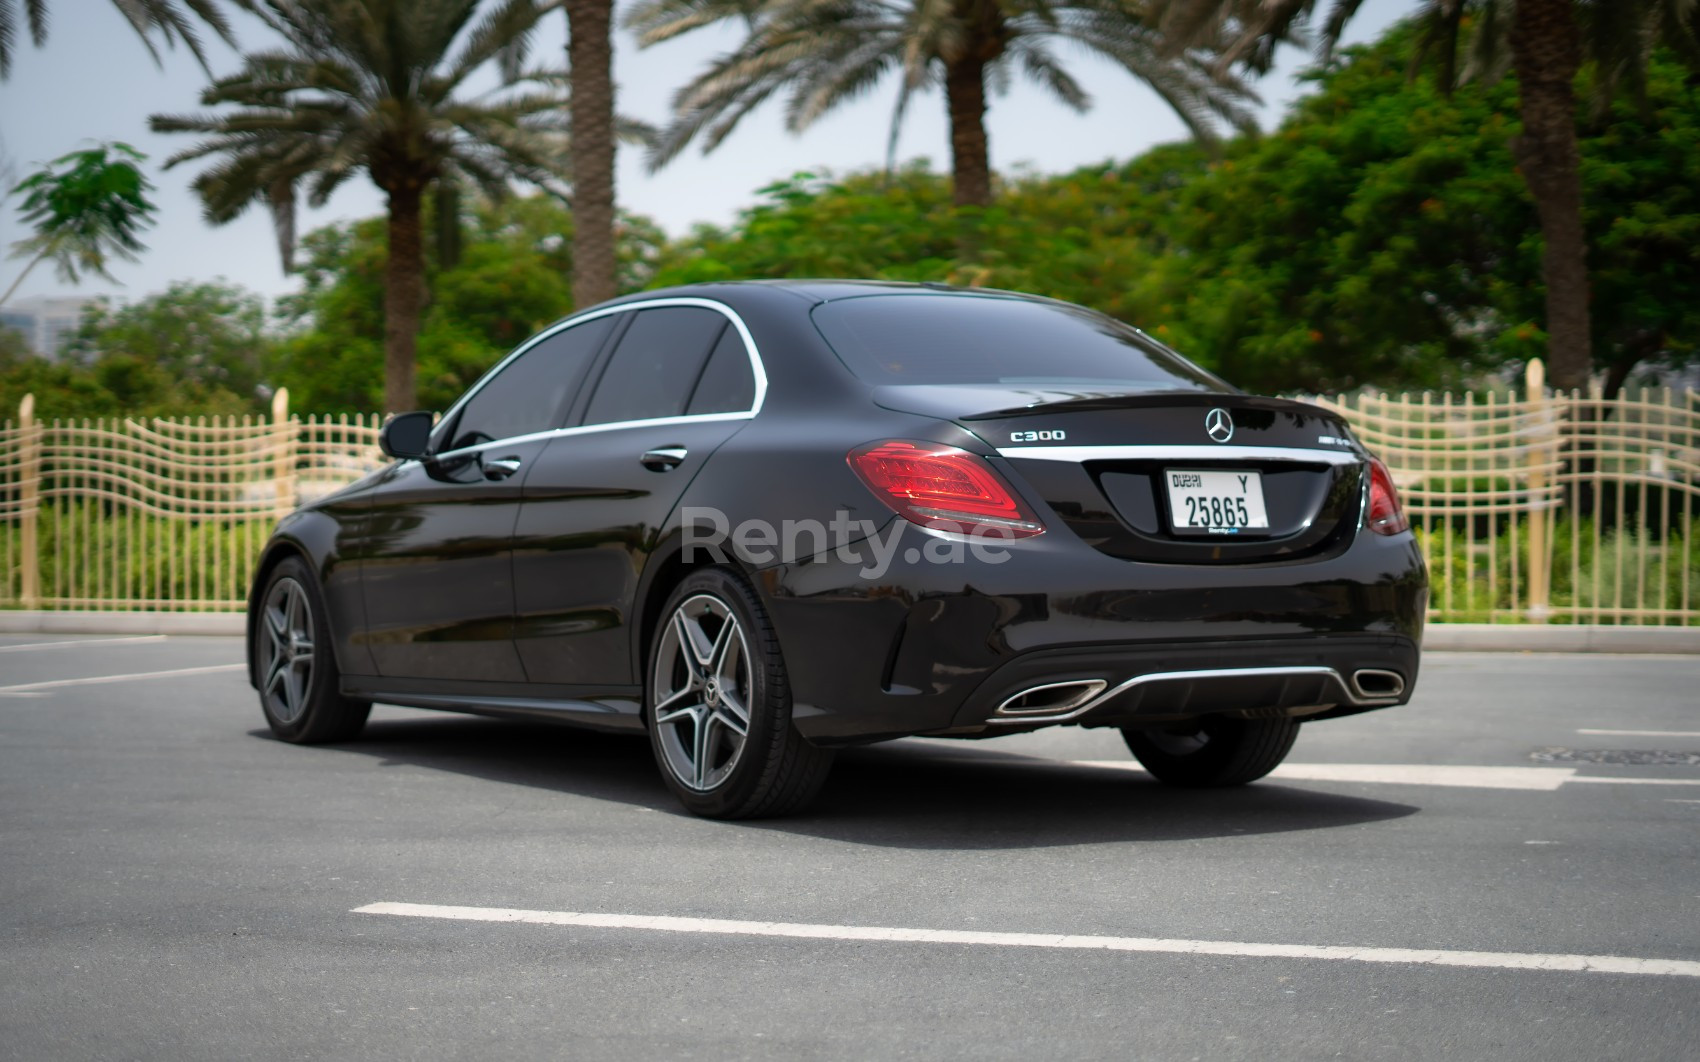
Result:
[1072, 760, 1700, 790]
[1564, 776, 1700, 786]
[0, 635, 169, 654]
[0, 663, 245, 694]
[353, 902, 1700, 978]
[1576, 729, 1700, 738]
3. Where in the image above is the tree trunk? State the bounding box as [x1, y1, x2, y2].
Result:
[944, 55, 992, 209]
[1511, 0, 1591, 393]
[0, 249, 47, 307]
[567, 0, 617, 309]
[383, 182, 424, 414]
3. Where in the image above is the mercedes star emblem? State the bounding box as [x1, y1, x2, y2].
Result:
[1205, 407, 1235, 444]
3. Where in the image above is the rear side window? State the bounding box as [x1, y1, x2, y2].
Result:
[811, 295, 1229, 392]
[583, 307, 726, 426]
[686, 326, 757, 415]
[449, 314, 615, 449]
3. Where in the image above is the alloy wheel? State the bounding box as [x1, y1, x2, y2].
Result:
[651, 593, 753, 792]
[260, 576, 316, 724]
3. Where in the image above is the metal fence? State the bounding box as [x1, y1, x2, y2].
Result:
[0, 392, 382, 611]
[1, 361, 1697, 621]
[1307, 362, 1699, 625]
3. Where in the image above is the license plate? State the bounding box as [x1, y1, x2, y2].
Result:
[1164, 469, 1270, 534]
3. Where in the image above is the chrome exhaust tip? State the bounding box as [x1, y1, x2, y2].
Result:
[994, 679, 1109, 718]
[1350, 668, 1406, 700]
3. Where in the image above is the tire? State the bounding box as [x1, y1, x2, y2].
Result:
[253, 557, 371, 744]
[1122, 715, 1299, 788]
[646, 567, 834, 819]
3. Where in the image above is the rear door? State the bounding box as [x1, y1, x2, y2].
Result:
[511, 302, 762, 687]
[358, 314, 617, 680]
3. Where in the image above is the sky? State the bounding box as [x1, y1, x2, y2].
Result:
[0, 0, 1407, 308]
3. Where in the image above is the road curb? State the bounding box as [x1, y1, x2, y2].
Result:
[0, 611, 246, 636]
[1, 612, 1695, 652]
[1422, 623, 1700, 654]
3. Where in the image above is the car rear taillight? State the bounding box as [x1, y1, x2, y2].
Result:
[1366, 457, 1410, 536]
[849, 441, 1045, 538]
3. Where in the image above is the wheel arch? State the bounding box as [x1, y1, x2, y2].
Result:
[631, 533, 763, 712]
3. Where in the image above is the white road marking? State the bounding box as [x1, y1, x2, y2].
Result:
[0, 663, 245, 694]
[1565, 776, 1700, 787]
[1074, 760, 1571, 790]
[1072, 760, 1700, 791]
[0, 635, 169, 654]
[353, 902, 1700, 978]
[1576, 729, 1700, 738]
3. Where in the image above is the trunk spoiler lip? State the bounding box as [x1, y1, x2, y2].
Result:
[964, 393, 1335, 420]
[870, 384, 1341, 422]
[997, 443, 1364, 466]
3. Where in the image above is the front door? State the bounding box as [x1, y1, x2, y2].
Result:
[358, 313, 618, 681]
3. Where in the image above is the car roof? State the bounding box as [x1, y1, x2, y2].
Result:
[605, 278, 1046, 308]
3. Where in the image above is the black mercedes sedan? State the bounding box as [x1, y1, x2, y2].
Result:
[247, 281, 1427, 818]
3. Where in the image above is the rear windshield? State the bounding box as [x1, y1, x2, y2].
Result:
[811, 294, 1229, 392]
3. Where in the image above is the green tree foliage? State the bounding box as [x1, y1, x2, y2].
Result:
[1580, 56, 1700, 396]
[1150, 0, 1700, 392]
[0, 281, 270, 419]
[655, 29, 1700, 395]
[271, 193, 666, 413]
[2, 142, 158, 304]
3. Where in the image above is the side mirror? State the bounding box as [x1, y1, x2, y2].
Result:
[379, 411, 436, 459]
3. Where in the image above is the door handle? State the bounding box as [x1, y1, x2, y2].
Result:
[640, 447, 688, 472]
[483, 456, 523, 480]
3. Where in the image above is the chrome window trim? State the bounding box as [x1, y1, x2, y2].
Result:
[997, 444, 1362, 466]
[424, 411, 761, 462]
[428, 296, 768, 461]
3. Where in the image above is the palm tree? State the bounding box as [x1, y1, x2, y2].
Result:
[564, 0, 618, 307]
[1149, 0, 1700, 392]
[1, 0, 236, 77]
[151, 0, 572, 413]
[627, 0, 1259, 208]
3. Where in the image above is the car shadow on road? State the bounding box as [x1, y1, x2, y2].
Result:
[305, 713, 1419, 850]
[782, 741, 1420, 849]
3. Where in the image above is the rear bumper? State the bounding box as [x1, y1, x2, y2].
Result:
[762, 519, 1426, 746]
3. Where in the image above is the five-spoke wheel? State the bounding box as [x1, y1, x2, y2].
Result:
[259, 576, 316, 725]
[252, 557, 370, 744]
[646, 568, 833, 818]
[651, 594, 753, 792]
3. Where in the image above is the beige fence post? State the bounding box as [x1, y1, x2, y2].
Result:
[1525, 360, 1552, 622]
[18, 394, 41, 609]
[271, 388, 295, 517]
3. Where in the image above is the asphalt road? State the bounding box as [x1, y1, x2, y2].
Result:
[2, 636, 1697, 1061]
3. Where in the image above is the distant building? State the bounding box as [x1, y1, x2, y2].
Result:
[0, 294, 108, 359]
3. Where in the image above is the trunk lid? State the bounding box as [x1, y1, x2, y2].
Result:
[875, 386, 1368, 564]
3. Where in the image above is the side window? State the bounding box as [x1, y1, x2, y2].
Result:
[582, 307, 725, 426]
[449, 315, 615, 450]
[686, 325, 758, 415]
